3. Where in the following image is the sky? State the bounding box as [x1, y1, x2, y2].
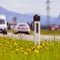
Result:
[0, 0, 60, 17]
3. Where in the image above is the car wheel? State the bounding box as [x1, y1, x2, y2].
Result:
[14, 32, 17, 34]
[3, 31, 7, 35]
[25, 32, 30, 34]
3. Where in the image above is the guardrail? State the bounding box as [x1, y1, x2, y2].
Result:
[0, 33, 60, 41]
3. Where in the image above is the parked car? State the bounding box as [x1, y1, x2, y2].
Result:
[0, 15, 7, 34]
[13, 23, 30, 34]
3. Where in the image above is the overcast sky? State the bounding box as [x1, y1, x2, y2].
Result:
[0, 0, 60, 17]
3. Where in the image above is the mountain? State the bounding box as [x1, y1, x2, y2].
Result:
[53, 15, 60, 25]
[41, 16, 55, 25]
[0, 7, 56, 25]
[0, 7, 33, 23]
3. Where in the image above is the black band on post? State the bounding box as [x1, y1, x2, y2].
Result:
[34, 15, 40, 21]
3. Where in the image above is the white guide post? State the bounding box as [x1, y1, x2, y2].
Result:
[33, 15, 40, 46]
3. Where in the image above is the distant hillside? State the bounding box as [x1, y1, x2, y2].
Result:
[0, 7, 56, 25]
[53, 15, 60, 25]
[0, 7, 33, 23]
[41, 16, 55, 25]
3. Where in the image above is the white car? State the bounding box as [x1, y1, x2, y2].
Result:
[13, 23, 30, 34]
[0, 15, 7, 34]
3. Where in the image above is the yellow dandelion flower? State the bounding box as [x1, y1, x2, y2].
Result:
[7, 41, 9, 44]
[50, 43, 52, 46]
[0, 44, 1, 46]
[16, 49, 19, 52]
[20, 47, 23, 50]
[29, 42, 32, 45]
[32, 47, 35, 50]
[21, 50, 24, 52]
[14, 42, 17, 46]
[36, 45, 42, 49]
[34, 49, 39, 53]
[45, 47, 48, 50]
[24, 52, 28, 55]
[46, 42, 49, 45]
[11, 51, 14, 53]
[42, 43, 45, 46]
[28, 48, 31, 52]
[1, 45, 3, 48]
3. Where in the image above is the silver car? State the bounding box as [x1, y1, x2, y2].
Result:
[13, 23, 30, 34]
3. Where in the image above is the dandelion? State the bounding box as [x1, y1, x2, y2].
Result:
[0, 44, 1, 46]
[28, 48, 31, 52]
[16, 49, 19, 52]
[36, 45, 42, 49]
[29, 42, 32, 45]
[46, 42, 49, 45]
[45, 47, 48, 50]
[20, 47, 23, 50]
[11, 51, 14, 53]
[34, 49, 39, 53]
[6, 41, 9, 44]
[24, 52, 28, 55]
[42, 43, 45, 46]
[50, 43, 52, 46]
[21, 50, 24, 53]
[14, 42, 17, 46]
[1, 45, 3, 48]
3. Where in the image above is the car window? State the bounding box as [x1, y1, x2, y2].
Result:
[0, 19, 5, 24]
[19, 24, 26, 26]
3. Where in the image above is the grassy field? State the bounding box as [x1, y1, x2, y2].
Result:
[41, 30, 60, 35]
[7, 30, 13, 33]
[30, 30, 60, 35]
[0, 37, 60, 60]
[7, 29, 60, 35]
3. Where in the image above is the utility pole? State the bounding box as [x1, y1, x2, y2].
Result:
[46, 0, 50, 29]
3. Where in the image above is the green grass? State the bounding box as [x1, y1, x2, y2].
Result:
[8, 29, 60, 35]
[41, 30, 60, 35]
[30, 30, 60, 35]
[7, 30, 13, 33]
[0, 37, 60, 60]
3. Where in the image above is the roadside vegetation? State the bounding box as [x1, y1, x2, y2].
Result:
[0, 37, 60, 60]
[7, 30, 13, 33]
[41, 30, 60, 35]
[30, 30, 60, 35]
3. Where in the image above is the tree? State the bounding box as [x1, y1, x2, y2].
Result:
[30, 21, 34, 30]
[13, 17, 17, 24]
[7, 22, 11, 30]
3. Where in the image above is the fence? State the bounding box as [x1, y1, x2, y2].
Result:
[0, 33, 60, 41]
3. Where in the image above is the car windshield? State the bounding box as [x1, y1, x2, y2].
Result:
[0, 19, 5, 24]
[19, 24, 26, 26]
